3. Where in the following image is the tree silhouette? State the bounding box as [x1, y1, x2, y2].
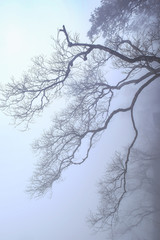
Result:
[0, 1, 160, 237]
[0, 24, 159, 198]
[88, 148, 160, 238]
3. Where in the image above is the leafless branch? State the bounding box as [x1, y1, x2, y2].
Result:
[0, 26, 159, 203]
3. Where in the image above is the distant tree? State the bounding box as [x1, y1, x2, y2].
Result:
[88, 148, 160, 238]
[88, 0, 160, 40]
[0, 0, 160, 237]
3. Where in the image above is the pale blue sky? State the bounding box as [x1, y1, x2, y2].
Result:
[0, 0, 99, 82]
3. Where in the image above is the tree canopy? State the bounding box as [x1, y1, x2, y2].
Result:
[88, 0, 160, 40]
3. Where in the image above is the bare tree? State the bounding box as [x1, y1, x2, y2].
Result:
[0, 24, 159, 198]
[0, 6, 160, 239]
[88, 148, 160, 238]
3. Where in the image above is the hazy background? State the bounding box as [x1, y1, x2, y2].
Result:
[0, 1, 159, 240]
[0, 1, 108, 240]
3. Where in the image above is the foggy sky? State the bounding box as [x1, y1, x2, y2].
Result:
[0, 1, 108, 240]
